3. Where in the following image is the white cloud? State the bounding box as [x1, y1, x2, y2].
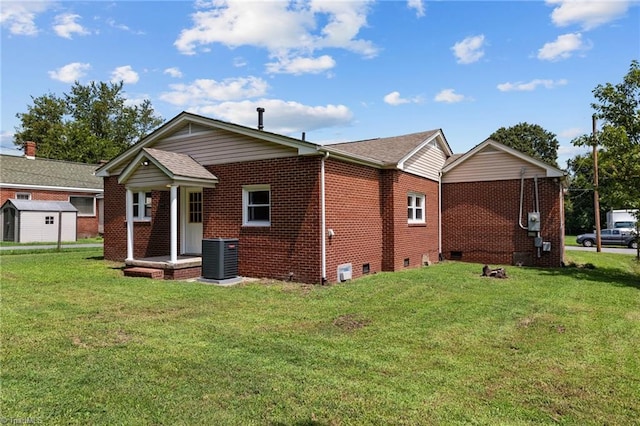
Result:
[559, 127, 585, 140]
[111, 66, 139, 84]
[48, 62, 91, 83]
[546, 0, 630, 30]
[497, 79, 568, 92]
[174, 0, 377, 75]
[194, 99, 354, 136]
[164, 67, 183, 78]
[537, 33, 590, 61]
[160, 77, 269, 105]
[451, 35, 485, 64]
[53, 13, 90, 39]
[233, 57, 247, 68]
[106, 18, 145, 35]
[407, 0, 426, 18]
[434, 89, 466, 103]
[383, 91, 422, 106]
[0, 1, 51, 36]
[266, 55, 336, 75]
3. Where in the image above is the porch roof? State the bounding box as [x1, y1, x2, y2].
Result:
[118, 148, 218, 188]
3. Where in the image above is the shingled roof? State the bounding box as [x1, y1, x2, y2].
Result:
[325, 130, 444, 165]
[143, 148, 217, 181]
[0, 155, 103, 190]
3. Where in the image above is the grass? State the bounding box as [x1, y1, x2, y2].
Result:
[0, 236, 103, 247]
[1, 249, 639, 425]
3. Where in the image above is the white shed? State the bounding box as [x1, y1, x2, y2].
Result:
[1, 199, 78, 243]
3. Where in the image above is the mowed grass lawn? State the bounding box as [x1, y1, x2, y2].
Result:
[1, 249, 639, 425]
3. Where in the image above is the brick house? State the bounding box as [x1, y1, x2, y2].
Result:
[97, 112, 566, 283]
[0, 142, 104, 240]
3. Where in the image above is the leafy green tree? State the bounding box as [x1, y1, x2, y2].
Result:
[14, 81, 164, 163]
[578, 60, 640, 211]
[565, 151, 596, 234]
[489, 122, 560, 167]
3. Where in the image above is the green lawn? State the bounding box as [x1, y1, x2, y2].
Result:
[0, 236, 103, 247]
[1, 249, 639, 425]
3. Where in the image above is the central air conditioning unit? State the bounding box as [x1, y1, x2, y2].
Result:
[202, 238, 239, 280]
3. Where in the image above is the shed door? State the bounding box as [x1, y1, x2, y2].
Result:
[3, 207, 16, 242]
[183, 189, 203, 254]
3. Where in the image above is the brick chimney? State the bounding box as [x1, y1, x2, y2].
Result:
[24, 141, 36, 159]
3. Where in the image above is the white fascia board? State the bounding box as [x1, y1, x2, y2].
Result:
[397, 131, 451, 170]
[442, 139, 566, 178]
[0, 183, 103, 193]
[118, 151, 173, 184]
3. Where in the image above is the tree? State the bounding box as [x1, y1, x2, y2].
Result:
[575, 60, 640, 211]
[489, 122, 560, 167]
[14, 81, 164, 164]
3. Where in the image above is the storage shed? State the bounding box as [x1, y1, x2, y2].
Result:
[1, 199, 78, 243]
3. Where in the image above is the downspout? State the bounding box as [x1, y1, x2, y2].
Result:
[321, 152, 329, 284]
[438, 171, 443, 260]
[534, 175, 541, 258]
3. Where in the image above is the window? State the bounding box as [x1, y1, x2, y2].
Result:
[133, 192, 152, 220]
[189, 191, 202, 223]
[407, 192, 425, 224]
[243, 185, 270, 226]
[16, 192, 31, 200]
[45, 216, 54, 225]
[69, 196, 95, 216]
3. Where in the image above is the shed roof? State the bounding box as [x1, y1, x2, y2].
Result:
[2, 199, 78, 212]
[0, 155, 103, 190]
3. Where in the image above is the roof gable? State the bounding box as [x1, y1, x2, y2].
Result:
[2, 199, 78, 212]
[442, 139, 566, 178]
[325, 129, 452, 167]
[97, 111, 320, 177]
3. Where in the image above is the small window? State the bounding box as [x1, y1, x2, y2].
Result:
[189, 191, 202, 224]
[362, 263, 370, 274]
[133, 192, 152, 220]
[404, 258, 410, 267]
[243, 185, 270, 226]
[16, 192, 31, 200]
[69, 196, 95, 216]
[45, 216, 54, 225]
[407, 192, 425, 224]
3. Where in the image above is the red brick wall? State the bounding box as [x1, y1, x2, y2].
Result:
[324, 160, 383, 282]
[442, 178, 564, 267]
[383, 171, 440, 271]
[205, 156, 322, 283]
[0, 187, 100, 238]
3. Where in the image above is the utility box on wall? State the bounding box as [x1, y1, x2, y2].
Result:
[202, 238, 239, 280]
[528, 212, 541, 232]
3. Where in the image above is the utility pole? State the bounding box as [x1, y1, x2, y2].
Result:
[593, 115, 602, 253]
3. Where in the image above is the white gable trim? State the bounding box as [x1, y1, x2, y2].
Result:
[442, 139, 566, 178]
[397, 130, 452, 170]
[97, 111, 320, 177]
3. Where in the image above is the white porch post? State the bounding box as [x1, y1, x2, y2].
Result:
[170, 185, 178, 264]
[125, 188, 134, 261]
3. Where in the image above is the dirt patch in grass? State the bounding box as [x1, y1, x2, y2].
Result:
[71, 329, 134, 349]
[333, 314, 371, 332]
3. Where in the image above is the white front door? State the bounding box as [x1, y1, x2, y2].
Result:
[183, 188, 203, 254]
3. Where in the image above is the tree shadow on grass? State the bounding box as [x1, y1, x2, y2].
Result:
[533, 263, 640, 290]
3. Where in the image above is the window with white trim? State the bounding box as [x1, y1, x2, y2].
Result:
[133, 191, 152, 220]
[407, 192, 425, 224]
[243, 185, 270, 226]
[45, 216, 54, 225]
[69, 196, 95, 216]
[16, 192, 31, 200]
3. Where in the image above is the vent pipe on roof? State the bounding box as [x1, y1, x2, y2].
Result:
[257, 107, 265, 130]
[302, 132, 306, 141]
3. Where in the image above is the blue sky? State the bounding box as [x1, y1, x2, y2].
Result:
[1, 0, 638, 167]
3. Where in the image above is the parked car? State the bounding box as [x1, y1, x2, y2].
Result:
[576, 229, 638, 249]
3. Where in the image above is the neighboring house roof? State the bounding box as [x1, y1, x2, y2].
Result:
[441, 138, 567, 179]
[0, 154, 103, 192]
[325, 129, 452, 166]
[2, 199, 78, 212]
